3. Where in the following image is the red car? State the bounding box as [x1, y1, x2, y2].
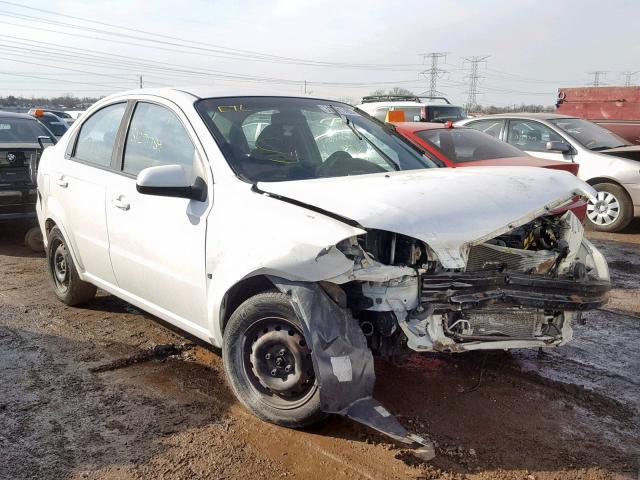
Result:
[392, 121, 587, 220]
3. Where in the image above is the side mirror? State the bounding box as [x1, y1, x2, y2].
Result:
[37, 135, 55, 149]
[136, 165, 207, 202]
[546, 141, 571, 153]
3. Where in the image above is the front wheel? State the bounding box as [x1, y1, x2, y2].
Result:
[586, 183, 633, 232]
[46, 226, 97, 305]
[222, 291, 326, 428]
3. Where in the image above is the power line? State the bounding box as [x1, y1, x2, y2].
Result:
[462, 56, 490, 111]
[0, 4, 423, 70]
[420, 52, 448, 97]
[621, 71, 638, 87]
[587, 70, 607, 87]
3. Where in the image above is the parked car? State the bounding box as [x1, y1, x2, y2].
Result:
[0, 111, 54, 250]
[390, 121, 587, 220]
[29, 109, 69, 140]
[36, 88, 610, 458]
[458, 113, 640, 232]
[356, 94, 466, 123]
[28, 107, 73, 122]
[64, 110, 85, 124]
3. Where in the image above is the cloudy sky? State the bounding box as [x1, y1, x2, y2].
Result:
[0, 0, 638, 106]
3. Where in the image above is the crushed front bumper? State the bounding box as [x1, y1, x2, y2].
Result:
[420, 271, 611, 313]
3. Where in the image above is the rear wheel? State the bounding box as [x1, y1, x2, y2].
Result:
[223, 291, 326, 428]
[46, 226, 97, 305]
[586, 183, 633, 232]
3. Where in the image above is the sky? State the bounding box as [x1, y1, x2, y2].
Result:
[0, 0, 638, 106]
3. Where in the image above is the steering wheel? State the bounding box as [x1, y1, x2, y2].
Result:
[316, 151, 352, 177]
[317, 150, 387, 177]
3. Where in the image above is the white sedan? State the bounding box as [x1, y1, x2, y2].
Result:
[36, 87, 610, 457]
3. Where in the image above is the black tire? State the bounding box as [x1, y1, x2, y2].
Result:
[586, 183, 633, 233]
[24, 226, 44, 252]
[223, 291, 326, 428]
[46, 226, 97, 306]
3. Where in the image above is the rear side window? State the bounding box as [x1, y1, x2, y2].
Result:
[74, 103, 126, 167]
[122, 103, 195, 176]
[466, 119, 505, 139]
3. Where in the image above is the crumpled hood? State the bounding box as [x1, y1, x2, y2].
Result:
[258, 167, 596, 269]
[598, 145, 640, 161]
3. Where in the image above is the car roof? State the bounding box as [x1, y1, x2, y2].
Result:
[469, 112, 577, 121]
[0, 110, 39, 120]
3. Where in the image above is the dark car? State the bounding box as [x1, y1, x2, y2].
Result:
[0, 111, 55, 249]
[28, 107, 72, 121]
[29, 109, 69, 140]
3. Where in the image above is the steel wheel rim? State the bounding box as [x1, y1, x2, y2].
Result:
[242, 316, 317, 410]
[52, 241, 70, 291]
[587, 191, 620, 226]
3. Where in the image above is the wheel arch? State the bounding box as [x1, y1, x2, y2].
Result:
[219, 274, 276, 335]
[585, 176, 630, 194]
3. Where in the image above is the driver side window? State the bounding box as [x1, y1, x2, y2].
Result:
[507, 120, 563, 152]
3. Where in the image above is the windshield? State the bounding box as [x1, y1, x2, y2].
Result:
[415, 128, 528, 162]
[39, 115, 69, 137]
[550, 118, 629, 151]
[196, 97, 437, 182]
[427, 106, 466, 123]
[0, 117, 52, 143]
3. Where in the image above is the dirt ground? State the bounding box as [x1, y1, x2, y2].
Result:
[1, 220, 638, 480]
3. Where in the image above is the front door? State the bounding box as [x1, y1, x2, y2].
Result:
[506, 119, 574, 162]
[105, 101, 210, 335]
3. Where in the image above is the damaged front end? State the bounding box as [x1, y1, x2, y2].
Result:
[331, 209, 610, 355]
[269, 208, 609, 457]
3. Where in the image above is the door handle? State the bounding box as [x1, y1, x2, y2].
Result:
[56, 176, 68, 188]
[112, 196, 130, 211]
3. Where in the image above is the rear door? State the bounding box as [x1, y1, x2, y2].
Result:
[51, 102, 128, 285]
[105, 100, 210, 335]
[464, 118, 506, 139]
[505, 119, 573, 162]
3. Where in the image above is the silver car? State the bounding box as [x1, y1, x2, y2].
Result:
[457, 113, 640, 232]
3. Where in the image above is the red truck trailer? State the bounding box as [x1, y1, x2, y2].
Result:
[556, 87, 640, 144]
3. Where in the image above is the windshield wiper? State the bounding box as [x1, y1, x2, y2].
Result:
[328, 105, 400, 171]
[591, 145, 628, 151]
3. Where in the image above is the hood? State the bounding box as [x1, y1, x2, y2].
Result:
[598, 145, 640, 161]
[459, 156, 579, 175]
[258, 167, 596, 269]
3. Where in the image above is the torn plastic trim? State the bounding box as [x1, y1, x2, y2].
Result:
[268, 276, 435, 460]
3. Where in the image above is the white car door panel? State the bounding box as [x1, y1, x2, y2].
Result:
[51, 102, 127, 284]
[52, 160, 116, 284]
[106, 101, 209, 330]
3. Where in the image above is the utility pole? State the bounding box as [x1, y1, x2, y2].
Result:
[587, 71, 607, 87]
[139, 75, 143, 88]
[621, 71, 638, 87]
[420, 52, 448, 97]
[462, 55, 489, 112]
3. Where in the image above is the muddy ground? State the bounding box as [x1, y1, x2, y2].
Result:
[1, 220, 638, 480]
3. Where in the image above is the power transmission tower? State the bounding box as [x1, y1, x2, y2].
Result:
[621, 71, 638, 87]
[588, 71, 607, 87]
[462, 55, 489, 112]
[420, 52, 448, 97]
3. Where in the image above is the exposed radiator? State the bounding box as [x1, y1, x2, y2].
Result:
[461, 306, 545, 338]
[466, 243, 557, 273]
